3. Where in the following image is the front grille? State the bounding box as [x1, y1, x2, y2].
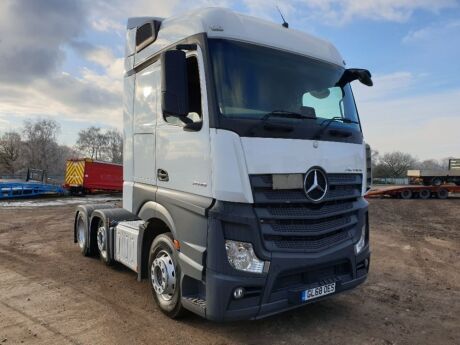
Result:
[250, 173, 362, 252]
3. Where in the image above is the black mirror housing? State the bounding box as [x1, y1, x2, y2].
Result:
[337, 68, 373, 88]
[161, 50, 189, 117]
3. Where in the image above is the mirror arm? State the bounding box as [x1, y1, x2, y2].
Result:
[183, 121, 203, 131]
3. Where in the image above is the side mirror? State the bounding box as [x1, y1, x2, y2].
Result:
[336, 68, 373, 88]
[161, 50, 189, 117]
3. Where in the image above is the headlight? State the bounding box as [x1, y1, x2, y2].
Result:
[354, 224, 366, 254]
[225, 240, 266, 274]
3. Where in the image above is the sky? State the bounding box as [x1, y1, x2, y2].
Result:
[0, 0, 459, 160]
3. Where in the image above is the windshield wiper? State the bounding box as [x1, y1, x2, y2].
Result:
[246, 110, 316, 135]
[313, 117, 359, 140]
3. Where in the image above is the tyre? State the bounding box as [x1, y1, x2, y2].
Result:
[419, 189, 431, 199]
[96, 219, 113, 266]
[148, 233, 186, 318]
[400, 190, 412, 199]
[76, 212, 90, 256]
[431, 177, 442, 186]
[437, 189, 449, 199]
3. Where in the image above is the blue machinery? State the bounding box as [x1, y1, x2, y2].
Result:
[0, 182, 65, 199]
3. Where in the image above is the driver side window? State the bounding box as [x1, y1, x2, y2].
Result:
[164, 56, 202, 126]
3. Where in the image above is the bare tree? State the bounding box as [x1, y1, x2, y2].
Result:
[105, 129, 123, 163]
[76, 127, 122, 163]
[378, 151, 418, 178]
[370, 149, 379, 169]
[76, 127, 108, 160]
[417, 159, 443, 171]
[22, 119, 61, 172]
[0, 131, 22, 175]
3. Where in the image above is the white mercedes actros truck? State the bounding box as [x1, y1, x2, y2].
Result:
[74, 7, 373, 321]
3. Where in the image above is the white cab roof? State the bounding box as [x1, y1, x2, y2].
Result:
[131, 7, 344, 68]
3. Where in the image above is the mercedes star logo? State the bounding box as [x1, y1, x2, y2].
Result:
[304, 168, 328, 202]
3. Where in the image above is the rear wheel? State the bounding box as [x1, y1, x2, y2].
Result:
[76, 213, 90, 256]
[400, 190, 412, 199]
[437, 189, 449, 199]
[148, 233, 185, 318]
[96, 219, 113, 265]
[419, 189, 431, 199]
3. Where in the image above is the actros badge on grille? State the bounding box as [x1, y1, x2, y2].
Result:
[304, 168, 328, 202]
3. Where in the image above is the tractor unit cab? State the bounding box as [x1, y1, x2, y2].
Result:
[74, 7, 373, 321]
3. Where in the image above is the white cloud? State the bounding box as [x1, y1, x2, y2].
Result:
[402, 19, 460, 43]
[1, 0, 459, 160]
[243, 0, 458, 25]
[353, 72, 460, 159]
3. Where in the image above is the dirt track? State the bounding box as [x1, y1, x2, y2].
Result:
[0, 199, 459, 345]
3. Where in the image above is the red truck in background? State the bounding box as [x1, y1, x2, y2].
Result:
[63, 158, 122, 195]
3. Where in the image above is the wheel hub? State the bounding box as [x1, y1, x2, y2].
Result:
[77, 218, 85, 249]
[151, 250, 176, 301]
[97, 226, 107, 257]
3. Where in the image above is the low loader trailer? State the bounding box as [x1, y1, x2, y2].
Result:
[366, 185, 460, 199]
[74, 8, 373, 321]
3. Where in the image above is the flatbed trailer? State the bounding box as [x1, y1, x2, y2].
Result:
[366, 185, 460, 199]
[0, 181, 65, 199]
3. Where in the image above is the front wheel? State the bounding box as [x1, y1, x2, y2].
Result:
[148, 233, 186, 318]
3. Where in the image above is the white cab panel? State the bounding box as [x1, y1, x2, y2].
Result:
[115, 221, 143, 272]
[132, 61, 160, 185]
[123, 181, 134, 212]
[133, 134, 156, 184]
[241, 137, 365, 175]
[210, 130, 253, 203]
[123, 75, 135, 183]
[133, 8, 343, 70]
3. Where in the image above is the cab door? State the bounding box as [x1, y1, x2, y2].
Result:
[155, 51, 211, 198]
[132, 61, 161, 186]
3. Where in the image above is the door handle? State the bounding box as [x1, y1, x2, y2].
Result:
[157, 169, 169, 182]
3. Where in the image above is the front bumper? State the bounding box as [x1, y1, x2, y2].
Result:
[205, 245, 370, 321]
[203, 200, 370, 321]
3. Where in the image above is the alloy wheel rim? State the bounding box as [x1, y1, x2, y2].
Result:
[151, 250, 176, 301]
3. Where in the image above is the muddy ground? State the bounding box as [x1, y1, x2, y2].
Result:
[0, 198, 459, 345]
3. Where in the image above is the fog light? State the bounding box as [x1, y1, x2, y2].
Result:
[233, 287, 245, 299]
[354, 224, 366, 254]
[225, 240, 266, 274]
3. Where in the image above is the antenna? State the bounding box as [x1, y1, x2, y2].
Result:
[276, 6, 289, 28]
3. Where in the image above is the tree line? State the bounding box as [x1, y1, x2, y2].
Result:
[0, 119, 122, 178]
[0, 118, 454, 180]
[371, 150, 453, 178]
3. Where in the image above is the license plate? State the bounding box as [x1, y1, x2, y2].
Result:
[301, 282, 336, 302]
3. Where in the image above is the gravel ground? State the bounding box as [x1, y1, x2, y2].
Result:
[0, 198, 459, 345]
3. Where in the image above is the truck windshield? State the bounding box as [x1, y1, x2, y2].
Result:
[208, 39, 362, 141]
